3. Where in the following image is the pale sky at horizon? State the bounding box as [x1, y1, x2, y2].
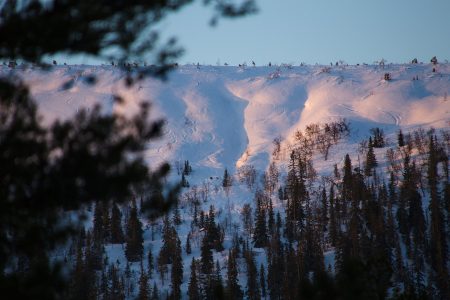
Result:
[159, 0, 450, 65]
[65, 0, 450, 65]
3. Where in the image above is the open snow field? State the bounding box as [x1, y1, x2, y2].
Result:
[3, 63, 449, 176]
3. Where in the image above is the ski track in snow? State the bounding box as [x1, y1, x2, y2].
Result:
[382, 110, 401, 126]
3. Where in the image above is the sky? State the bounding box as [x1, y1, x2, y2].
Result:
[65, 0, 450, 66]
[157, 0, 450, 65]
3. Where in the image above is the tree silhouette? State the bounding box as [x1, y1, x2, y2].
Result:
[0, 1, 256, 298]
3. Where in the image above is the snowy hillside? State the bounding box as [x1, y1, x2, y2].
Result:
[2, 62, 450, 299]
[4, 63, 449, 175]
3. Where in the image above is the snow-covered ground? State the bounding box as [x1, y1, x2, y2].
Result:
[2, 62, 449, 297]
[4, 63, 448, 175]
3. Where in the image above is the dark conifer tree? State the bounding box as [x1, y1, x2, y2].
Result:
[100, 270, 109, 300]
[388, 171, 397, 205]
[69, 242, 90, 300]
[185, 232, 192, 255]
[0, 2, 257, 294]
[404, 160, 426, 251]
[85, 230, 104, 271]
[206, 205, 224, 251]
[138, 263, 150, 300]
[226, 248, 243, 300]
[151, 282, 159, 300]
[244, 248, 260, 300]
[342, 154, 353, 216]
[102, 202, 111, 242]
[212, 260, 224, 299]
[123, 262, 133, 298]
[320, 187, 328, 230]
[397, 154, 411, 239]
[334, 163, 341, 180]
[159, 216, 176, 265]
[109, 264, 125, 300]
[110, 202, 124, 244]
[267, 197, 275, 236]
[183, 160, 192, 175]
[222, 168, 231, 188]
[187, 258, 200, 300]
[371, 127, 385, 148]
[427, 135, 449, 297]
[365, 137, 378, 176]
[267, 228, 284, 300]
[329, 185, 338, 246]
[253, 192, 268, 248]
[147, 249, 154, 279]
[285, 151, 307, 240]
[200, 233, 214, 276]
[93, 200, 106, 243]
[171, 237, 183, 300]
[260, 264, 267, 299]
[398, 129, 405, 147]
[125, 201, 144, 262]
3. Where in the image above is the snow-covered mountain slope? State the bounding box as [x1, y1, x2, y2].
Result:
[3, 63, 450, 298]
[2, 63, 449, 176]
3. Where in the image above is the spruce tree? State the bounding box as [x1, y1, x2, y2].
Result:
[187, 258, 200, 300]
[267, 198, 275, 236]
[267, 232, 283, 300]
[138, 263, 150, 300]
[260, 264, 267, 299]
[110, 264, 125, 300]
[222, 168, 231, 188]
[151, 283, 159, 300]
[148, 249, 154, 279]
[125, 201, 144, 262]
[110, 202, 124, 244]
[206, 205, 224, 251]
[329, 185, 338, 246]
[159, 216, 176, 265]
[69, 243, 89, 300]
[398, 129, 405, 147]
[171, 237, 183, 300]
[285, 151, 307, 240]
[226, 249, 243, 300]
[183, 160, 192, 175]
[85, 230, 104, 271]
[244, 248, 260, 300]
[365, 137, 378, 176]
[185, 232, 192, 255]
[200, 233, 214, 276]
[253, 192, 268, 248]
[212, 260, 224, 299]
[320, 187, 328, 229]
[341, 154, 353, 223]
[342, 154, 353, 202]
[102, 201, 111, 242]
[427, 135, 449, 297]
[93, 200, 105, 243]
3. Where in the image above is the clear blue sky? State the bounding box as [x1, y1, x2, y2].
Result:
[157, 0, 450, 65]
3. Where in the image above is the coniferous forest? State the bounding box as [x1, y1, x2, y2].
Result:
[62, 124, 450, 300]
